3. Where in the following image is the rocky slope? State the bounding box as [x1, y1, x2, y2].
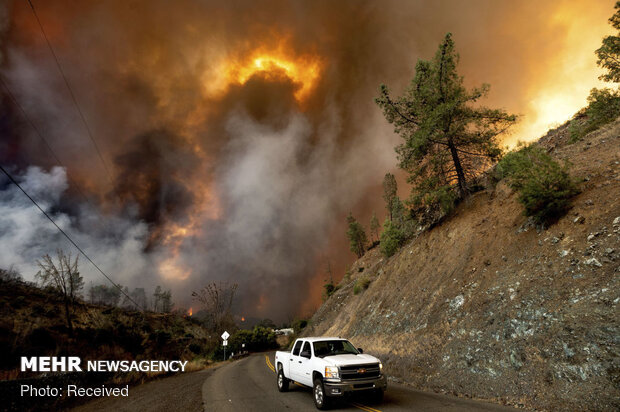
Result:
[303, 119, 620, 411]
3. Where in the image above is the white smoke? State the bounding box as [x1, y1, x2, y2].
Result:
[0, 166, 154, 290]
[169, 106, 397, 317]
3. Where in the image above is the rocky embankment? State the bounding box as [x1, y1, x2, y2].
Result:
[304, 120, 620, 411]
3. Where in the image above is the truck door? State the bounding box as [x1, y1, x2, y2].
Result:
[293, 341, 313, 386]
[289, 339, 303, 382]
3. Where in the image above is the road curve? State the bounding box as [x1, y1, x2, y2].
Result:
[73, 352, 520, 411]
[202, 352, 519, 412]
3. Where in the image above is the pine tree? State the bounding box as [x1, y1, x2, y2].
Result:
[369, 211, 380, 242]
[596, 2, 620, 82]
[382, 173, 398, 221]
[376, 33, 516, 212]
[346, 213, 368, 258]
[570, 2, 620, 141]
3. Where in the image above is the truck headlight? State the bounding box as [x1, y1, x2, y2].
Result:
[379, 362, 383, 373]
[325, 366, 339, 380]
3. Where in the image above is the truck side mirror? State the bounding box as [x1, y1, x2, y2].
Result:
[357, 348, 363, 354]
[300, 350, 311, 359]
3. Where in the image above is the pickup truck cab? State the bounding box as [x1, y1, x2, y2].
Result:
[274, 337, 387, 409]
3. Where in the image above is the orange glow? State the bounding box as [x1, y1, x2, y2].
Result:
[188, 307, 193, 316]
[256, 294, 267, 312]
[156, 145, 221, 281]
[241, 316, 245, 322]
[505, 2, 613, 147]
[202, 42, 323, 103]
[159, 255, 191, 281]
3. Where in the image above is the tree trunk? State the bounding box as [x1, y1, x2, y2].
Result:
[448, 141, 467, 197]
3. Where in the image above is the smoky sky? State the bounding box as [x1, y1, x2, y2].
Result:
[0, 0, 612, 320]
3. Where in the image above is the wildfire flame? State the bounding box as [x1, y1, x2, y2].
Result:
[505, 3, 612, 146]
[233, 54, 321, 101]
[188, 307, 193, 316]
[157, 166, 221, 281]
[241, 316, 245, 322]
[202, 42, 323, 104]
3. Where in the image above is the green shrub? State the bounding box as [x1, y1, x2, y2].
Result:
[11, 295, 26, 309]
[291, 319, 308, 334]
[150, 329, 172, 346]
[353, 277, 371, 295]
[380, 219, 405, 257]
[342, 270, 351, 283]
[497, 144, 579, 224]
[188, 343, 202, 354]
[226, 326, 278, 355]
[569, 88, 620, 142]
[322, 281, 339, 300]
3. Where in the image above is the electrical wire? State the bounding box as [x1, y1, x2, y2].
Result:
[25, 0, 113, 183]
[0, 164, 145, 311]
[0, 76, 94, 207]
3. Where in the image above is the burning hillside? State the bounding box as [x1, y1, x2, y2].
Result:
[0, 0, 614, 321]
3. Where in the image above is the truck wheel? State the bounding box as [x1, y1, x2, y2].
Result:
[313, 378, 330, 410]
[277, 367, 289, 392]
[372, 388, 384, 403]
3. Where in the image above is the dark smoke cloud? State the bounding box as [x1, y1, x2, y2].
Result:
[113, 129, 198, 242]
[0, 0, 611, 320]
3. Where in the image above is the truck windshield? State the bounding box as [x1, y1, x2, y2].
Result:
[313, 340, 359, 358]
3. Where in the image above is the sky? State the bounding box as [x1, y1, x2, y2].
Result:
[0, 0, 613, 321]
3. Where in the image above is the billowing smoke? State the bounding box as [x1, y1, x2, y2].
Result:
[0, 166, 154, 287]
[0, 0, 612, 320]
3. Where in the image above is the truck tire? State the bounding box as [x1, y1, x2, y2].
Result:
[277, 366, 289, 392]
[372, 388, 384, 403]
[313, 378, 330, 410]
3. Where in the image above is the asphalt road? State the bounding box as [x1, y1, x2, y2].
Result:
[204, 352, 517, 412]
[74, 352, 520, 412]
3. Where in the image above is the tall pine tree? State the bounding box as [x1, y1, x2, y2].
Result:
[376, 33, 516, 212]
[382, 173, 398, 221]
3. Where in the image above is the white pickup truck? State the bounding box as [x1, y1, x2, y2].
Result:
[274, 337, 387, 409]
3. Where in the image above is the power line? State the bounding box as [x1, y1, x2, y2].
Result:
[0, 163, 145, 311]
[25, 0, 113, 183]
[0, 76, 94, 206]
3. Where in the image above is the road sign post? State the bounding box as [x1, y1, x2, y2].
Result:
[221, 331, 230, 361]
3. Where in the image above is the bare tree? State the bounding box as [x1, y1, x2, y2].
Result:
[153, 285, 162, 311]
[153, 285, 173, 313]
[36, 250, 83, 333]
[160, 289, 172, 313]
[0, 265, 22, 282]
[89, 283, 122, 306]
[192, 281, 238, 332]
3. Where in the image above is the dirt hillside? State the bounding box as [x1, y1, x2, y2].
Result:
[304, 119, 620, 411]
[0, 280, 212, 411]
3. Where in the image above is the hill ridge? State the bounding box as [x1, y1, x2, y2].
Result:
[304, 118, 620, 411]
